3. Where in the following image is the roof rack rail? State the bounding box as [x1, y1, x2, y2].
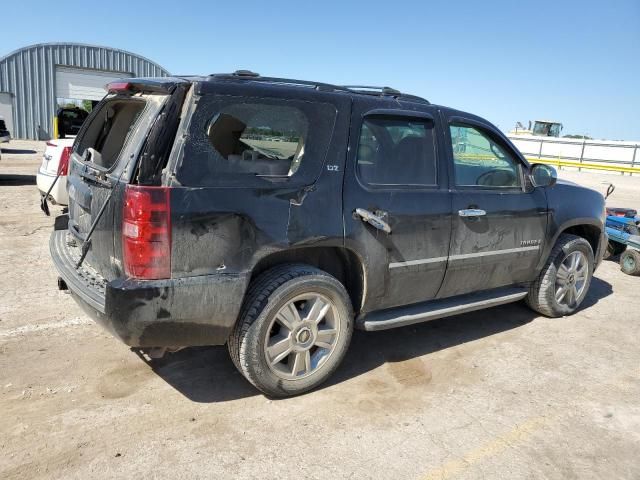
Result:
[209, 72, 351, 92]
[206, 72, 430, 104]
[342, 85, 429, 104]
[342, 85, 401, 95]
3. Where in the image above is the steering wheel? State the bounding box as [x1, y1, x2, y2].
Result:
[476, 169, 516, 187]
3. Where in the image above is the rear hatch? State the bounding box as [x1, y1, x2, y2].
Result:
[65, 79, 188, 281]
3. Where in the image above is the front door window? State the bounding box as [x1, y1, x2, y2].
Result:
[450, 125, 521, 188]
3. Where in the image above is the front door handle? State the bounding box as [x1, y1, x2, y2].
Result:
[458, 209, 487, 217]
[355, 208, 392, 233]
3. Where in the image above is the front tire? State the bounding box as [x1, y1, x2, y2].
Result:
[526, 234, 594, 317]
[228, 264, 353, 397]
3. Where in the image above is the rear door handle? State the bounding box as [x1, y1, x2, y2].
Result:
[458, 209, 486, 217]
[355, 208, 392, 233]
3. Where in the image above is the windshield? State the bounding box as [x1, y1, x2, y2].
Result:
[548, 123, 562, 137]
[532, 122, 562, 137]
[532, 122, 551, 136]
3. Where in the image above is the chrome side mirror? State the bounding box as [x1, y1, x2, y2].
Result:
[530, 163, 557, 188]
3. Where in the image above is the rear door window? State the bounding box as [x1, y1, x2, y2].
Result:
[356, 116, 437, 187]
[175, 96, 337, 187]
[74, 97, 147, 170]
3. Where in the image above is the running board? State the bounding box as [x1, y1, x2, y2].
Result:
[357, 287, 528, 331]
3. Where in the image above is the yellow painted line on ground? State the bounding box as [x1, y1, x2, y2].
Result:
[527, 157, 640, 174]
[454, 153, 640, 174]
[421, 416, 549, 480]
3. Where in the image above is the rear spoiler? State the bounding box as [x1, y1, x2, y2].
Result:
[106, 77, 189, 95]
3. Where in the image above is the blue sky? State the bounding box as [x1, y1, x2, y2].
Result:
[4, 0, 639, 140]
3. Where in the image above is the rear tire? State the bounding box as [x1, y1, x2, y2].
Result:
[619, 249, 640, 276]
[526, 234, 594, 317]
[228, 264, 353, 397]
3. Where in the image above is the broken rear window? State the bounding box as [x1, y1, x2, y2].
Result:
[74, 97, 147, 170]
[175, 95, 337, 187]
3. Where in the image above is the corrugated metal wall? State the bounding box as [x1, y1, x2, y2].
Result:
[0, 43, 170, 139]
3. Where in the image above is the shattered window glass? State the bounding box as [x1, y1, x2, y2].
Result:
[176, 95, 337, 187]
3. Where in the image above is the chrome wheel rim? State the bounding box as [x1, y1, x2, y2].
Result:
[263, 293, 340, 380]
[555, 251, 589, 308]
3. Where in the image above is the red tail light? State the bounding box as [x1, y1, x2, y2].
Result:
[56, 146, 72, 176]
[122, 185, 171, 280]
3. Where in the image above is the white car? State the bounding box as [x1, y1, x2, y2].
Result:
[37, 138, 74, 206]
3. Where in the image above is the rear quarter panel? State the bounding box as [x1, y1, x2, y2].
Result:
[167, 83, 352, 279]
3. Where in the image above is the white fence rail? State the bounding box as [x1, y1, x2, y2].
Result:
[508, 135, 639, 175]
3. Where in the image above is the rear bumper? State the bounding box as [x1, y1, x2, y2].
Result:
[37, 169, 69, 206]
[50, 229, 250, 347]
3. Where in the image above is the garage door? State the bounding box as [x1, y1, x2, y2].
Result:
[55, 67, 132, 101]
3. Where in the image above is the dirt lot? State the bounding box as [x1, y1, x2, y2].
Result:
[1, 140, 639, 479]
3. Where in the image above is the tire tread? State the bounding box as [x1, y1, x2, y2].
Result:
[526, 233, 593, 317]
[228, 264, 350, 396]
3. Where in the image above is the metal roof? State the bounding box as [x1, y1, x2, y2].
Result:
[0, 43, 169, 139]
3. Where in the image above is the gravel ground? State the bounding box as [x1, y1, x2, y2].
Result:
[1, 140, 639, 480]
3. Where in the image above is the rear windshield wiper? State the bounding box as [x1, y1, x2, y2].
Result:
[75, 166, 125, 269]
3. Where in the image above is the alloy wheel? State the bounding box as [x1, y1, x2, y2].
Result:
[263, 293, 341, 380]
[555, 251, 589, 308]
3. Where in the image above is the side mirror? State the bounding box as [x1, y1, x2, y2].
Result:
[530, 163, 557, 188]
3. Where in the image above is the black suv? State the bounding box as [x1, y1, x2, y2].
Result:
[50, 72, 607, 396]
[56, 106, 89, 138]
[0, 117, 10, 143]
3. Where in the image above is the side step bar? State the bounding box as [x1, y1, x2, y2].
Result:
[357, 287, 528, 331]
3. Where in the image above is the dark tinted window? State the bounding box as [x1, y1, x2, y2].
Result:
[58, 108, 90, 137]
[176, 96, 337, 186]
[356, 116, 437, 186]
[450, 124, 521, 188]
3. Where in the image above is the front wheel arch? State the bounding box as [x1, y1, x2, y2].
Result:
[538, 221, 603, 272]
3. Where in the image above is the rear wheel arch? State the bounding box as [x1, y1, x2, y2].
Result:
[248, 247, 367, 314]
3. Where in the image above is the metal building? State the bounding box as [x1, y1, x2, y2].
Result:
[0, 43, 170, 140]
